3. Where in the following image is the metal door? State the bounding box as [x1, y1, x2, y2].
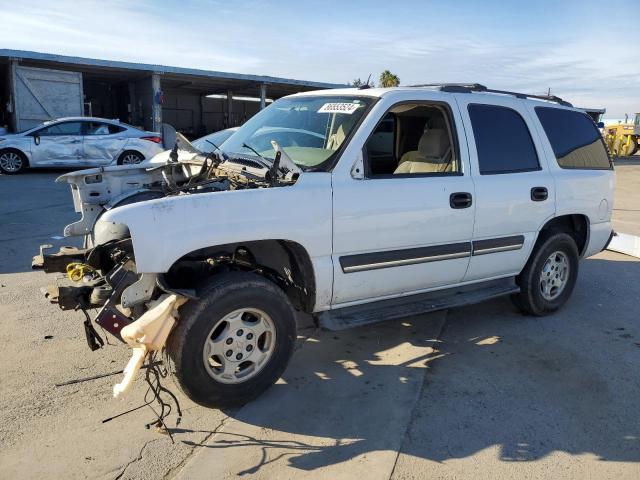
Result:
[30, 121, 84, 166]
[12, 65, 83, 132]
[454, 94, 556, 282]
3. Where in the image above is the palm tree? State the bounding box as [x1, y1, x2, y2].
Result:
[379, 70, 400, 88]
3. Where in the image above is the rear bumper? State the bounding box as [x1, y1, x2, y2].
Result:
[602, 230, 616, 252]
[584, 221, 614, 258]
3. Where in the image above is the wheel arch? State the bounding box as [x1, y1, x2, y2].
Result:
[163, 239, 317, 313]
[536, 214, 590, 257]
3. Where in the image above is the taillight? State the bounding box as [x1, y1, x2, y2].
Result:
[141, 136, 162, 143]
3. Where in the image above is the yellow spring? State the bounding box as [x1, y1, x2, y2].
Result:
[66, 263, 95, 282]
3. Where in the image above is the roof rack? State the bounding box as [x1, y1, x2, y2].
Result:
[408, 83, 573, 107]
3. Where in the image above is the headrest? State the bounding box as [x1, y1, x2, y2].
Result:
[418, 129, 450, 158]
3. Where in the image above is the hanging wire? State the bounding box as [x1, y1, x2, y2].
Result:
[102, 352, 182, 443]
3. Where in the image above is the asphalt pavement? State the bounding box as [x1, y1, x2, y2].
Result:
[0, 163, 638, 479]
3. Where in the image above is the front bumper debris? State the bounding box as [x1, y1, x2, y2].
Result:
[114, 294, 187, 398]
[32, 244, 87, 273]
[36, 241, 140, 347]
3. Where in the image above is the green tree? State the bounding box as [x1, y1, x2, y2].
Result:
[379, 70, 400, 87]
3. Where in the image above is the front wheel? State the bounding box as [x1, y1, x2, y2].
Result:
[512, 232, 579, 316]
[0, 149, 28, 174]
[165, 272, 297, 408]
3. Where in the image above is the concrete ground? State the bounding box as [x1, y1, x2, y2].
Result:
[0, 160, 638, 479]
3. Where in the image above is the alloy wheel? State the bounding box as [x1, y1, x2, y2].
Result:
[0, 152, 23, 172]
[202, 308, 277, 384]
[121, 153, 142, 164]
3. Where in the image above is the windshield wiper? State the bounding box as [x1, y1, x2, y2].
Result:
[205, 139, 222, 152]
[204, 139, 229, 161]
[241, 142, 273, 169]
[241, 142, 302, 185]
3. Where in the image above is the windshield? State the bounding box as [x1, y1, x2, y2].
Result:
[222, 96, 374, 170]
[192, 128, 238, 153]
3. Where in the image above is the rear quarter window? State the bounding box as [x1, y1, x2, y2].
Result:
[535, 107, 611, 169]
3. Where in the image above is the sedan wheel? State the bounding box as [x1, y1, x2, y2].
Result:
[0, 151, 25, 173]
[119, 152, 144, 165]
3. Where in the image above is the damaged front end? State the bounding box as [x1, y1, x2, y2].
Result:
[32, 128, 300, 398]
[32, 235, 179, 396]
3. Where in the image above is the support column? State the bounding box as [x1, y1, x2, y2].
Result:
[259, 83, 267, 110]
[128, 81, 137, 126]
[151, 73, 162, 132]
[226, 90, 233, 127]
[8, 58, 18, 132]
[200, 94, 206, 135]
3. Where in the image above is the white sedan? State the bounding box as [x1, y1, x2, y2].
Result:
[0, 117, 164, 174]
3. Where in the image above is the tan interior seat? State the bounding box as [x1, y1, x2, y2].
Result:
[394, 128, 454, 174]
[326, 124, 345, 150]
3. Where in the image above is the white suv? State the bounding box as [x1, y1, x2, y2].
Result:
[34, 85, 614, 408]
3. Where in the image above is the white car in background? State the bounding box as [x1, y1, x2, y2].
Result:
[191, 127, 239, 152]
[0, 117, 164, 174]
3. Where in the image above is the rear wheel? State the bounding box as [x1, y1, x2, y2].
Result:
[512, 232, 579, 316]
[117, 150, 144, 165]
[165, 272, 297, 408]
[0, 149, 28, 174]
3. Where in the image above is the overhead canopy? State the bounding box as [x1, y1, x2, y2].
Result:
[0, 49, 346, 99]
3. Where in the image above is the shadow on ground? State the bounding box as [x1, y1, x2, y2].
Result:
[613, 156, 640, 166]
[175, 255, 639, 476]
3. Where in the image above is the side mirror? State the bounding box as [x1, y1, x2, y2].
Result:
[597, 122, 605, 129]
[161, 123, 177, 150]
[34, 134, 40, 146]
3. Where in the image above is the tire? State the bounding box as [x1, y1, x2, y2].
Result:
[0, 149, 28, 174]
[165, 272, 297, 408]
[117, 150, 144, 165]
[512, 232, 579, 316]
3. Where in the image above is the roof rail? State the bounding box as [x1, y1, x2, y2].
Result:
[407, 83, 573, 107]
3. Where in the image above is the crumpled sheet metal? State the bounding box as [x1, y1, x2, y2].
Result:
[113, 293, 187, 398]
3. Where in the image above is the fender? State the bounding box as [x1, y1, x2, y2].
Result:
[99, 171, 334, 279]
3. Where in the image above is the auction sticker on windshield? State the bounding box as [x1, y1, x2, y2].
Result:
[317, 103, 362, 114]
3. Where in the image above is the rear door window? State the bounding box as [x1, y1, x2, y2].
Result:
[36, 121, 83, 136]
[535, 107, 611, 169]
[85, 122, 125, 135]
[468, 104, 540, 175]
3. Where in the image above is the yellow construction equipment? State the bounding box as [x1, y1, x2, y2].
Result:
[604, 113, 640, 157]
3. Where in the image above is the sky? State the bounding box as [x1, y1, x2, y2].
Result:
[1, 0, 638, 118]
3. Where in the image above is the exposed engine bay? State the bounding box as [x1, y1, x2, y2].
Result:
[32, 128, 304, 400]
